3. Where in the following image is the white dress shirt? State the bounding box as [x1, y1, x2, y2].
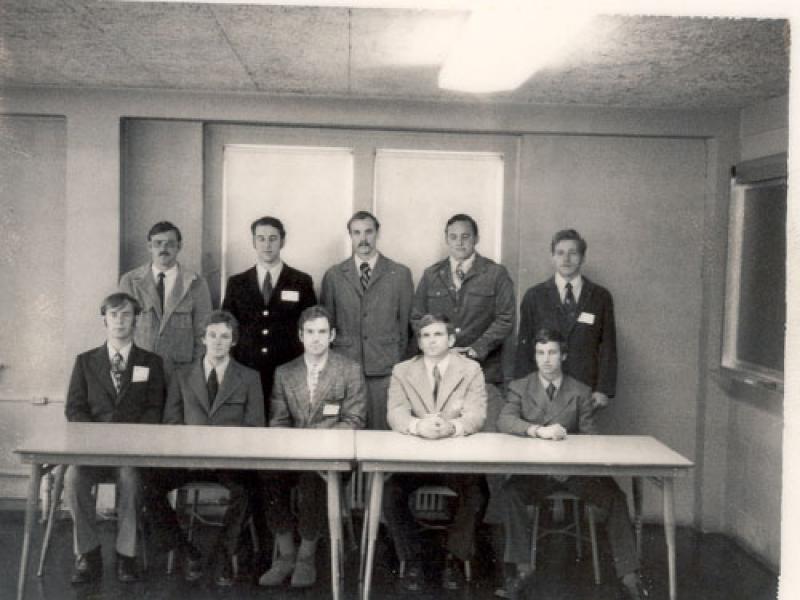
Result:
[555, 273, 583, 304]
[152, 264, 178, 305]
[204, 355, 230, 386]
[256, 261, 284, 291]
[449, 253, 476, 289]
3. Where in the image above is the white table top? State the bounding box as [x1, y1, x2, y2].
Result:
[16, 423, 356, 471]
[355, 431, 693, 477]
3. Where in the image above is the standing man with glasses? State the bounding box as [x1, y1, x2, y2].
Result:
[64, 293, 166, 585]
[119, 221, 212, 376]
[514, 229, 617, 411]
[320, 210, 414, 430]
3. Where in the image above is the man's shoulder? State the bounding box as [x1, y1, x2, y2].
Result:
[323, 257, 352, 279]
[583, 277, 613, 301]
[119, 263, 150, 284]
[75, 344, 106, 363]
[562, 375, 591, 396]
[227, 266, 256, 283]
[328, 350, 361, 373]
[450, 351, 483, 375]
[377, 254, 412, 276]
[282, 264, 313, 285]
[228, 357, 261, 381]
[508, 373, 536, 396]
[522, 278, 556, 299]
[421, 257, 449, 278]
[391, 353, 424, 376]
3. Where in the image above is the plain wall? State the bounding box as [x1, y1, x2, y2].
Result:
[0, 87, 766, 557]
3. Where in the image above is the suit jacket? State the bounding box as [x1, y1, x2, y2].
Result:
[387, 351, 487, 436]
[119, 262, 212, 369]
[222, 263, 316, 401]
[321, 254, 413, 377]
[163, 358, 265, 427]
[412, 254, 515, 383]
[65, 343, 166, 425]
[513, 276, 617, 396]
[269, 351, 367, 430]
[497, 374, 596, 436]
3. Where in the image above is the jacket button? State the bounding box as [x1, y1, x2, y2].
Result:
[455, 327, 461, 334]
[261, 348, 268, 354]
[262, 329, 269, 335]
[262, 310, 269, 316]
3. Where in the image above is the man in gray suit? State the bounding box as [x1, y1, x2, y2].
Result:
[321, 210, 413, 430]
[384, 314, 488, 592]
[119, 221, 212, 375]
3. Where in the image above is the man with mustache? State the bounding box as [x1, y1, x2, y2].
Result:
[321, 211, 413, 430]
[119, 221, 212, 376]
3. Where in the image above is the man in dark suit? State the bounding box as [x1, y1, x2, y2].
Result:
[143, 310, 265, 587]
[258, 305, 366, 589]
[514, 228, 617, 410]
[64, 292, 166, 584]
[497, 329, 643, 600]
[321, 210, 413, 430]
[222, 216, 316, 413]
[412, 213, 515, 400]
[384, 314, 488, 592]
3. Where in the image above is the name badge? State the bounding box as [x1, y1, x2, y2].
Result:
[132, 366, 150, 382]
[577, 312, 596, 325]
[281, 290, 300, 302]
[323, 403, 340, 416]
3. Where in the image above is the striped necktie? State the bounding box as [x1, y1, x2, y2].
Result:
[360, 262, 371, 290]
[111, 352, 124, 394]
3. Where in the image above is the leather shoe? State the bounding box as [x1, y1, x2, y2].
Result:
[290, 556, 317, 588]
[214, 550, 234, 587]
[441, 559, 464, 590]
[495, 572, 534, 599]
[621, 572, 647, 599]
[259, 556, 295, 586]
[116, 553, 140, 583]
[71, 546, 102, 584]
[401, 562, 423, 592]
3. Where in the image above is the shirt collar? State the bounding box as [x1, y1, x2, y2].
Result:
[555, 273, 583, 298]
[450, 252, 476, 274]
[354, 253, 378, 272]
[107, 341, 133, 364]
[204, 355, 230, 383]
[152, 263, 178, 280]
[304, 353, 328, 374]
[256, 261, 283, 285]
[424, 353, 451, 381]
[538, 373, 563, 393]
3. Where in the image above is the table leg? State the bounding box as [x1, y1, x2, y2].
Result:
[632, 476, 643, 559]
[358, 473, 371, 583]
[18, 462, 43, 600]
[663, 477, 677, 600]
[326, 470, 342, 600]
[362, 472, 384, 600]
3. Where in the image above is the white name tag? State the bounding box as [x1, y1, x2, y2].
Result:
[131, 366, 150, 382]
[578, 312, 596, 325]
[281, 290, 300, 302]
[323, 403, 340, 416]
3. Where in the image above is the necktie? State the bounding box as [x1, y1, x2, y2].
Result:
[360, 262, 371, 290]
[207, 368, 219, 403]
[111, 352, 124, 393]
[433, 365, 442, 401]
[262, 271, 273, 306]
[309, 365, 320, 404]
[546, 382, 556, 401]
[156, 272, 166, 313]
[564, 282, 577, 323]
[455, 261, 466, 289]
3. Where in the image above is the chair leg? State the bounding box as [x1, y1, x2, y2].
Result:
[464, 560, 472, 582]
[573, 498, 583, 561]
[399, 559, 406, 578]
[37, 465, 65, 577]
[187, 489, 200, 542]
[139, 518, 148, 571]
[530, 505, 540, 572]
[358, 479, 370, 583]
[586, 506, 601, 585]
[167, 549, 176, 575]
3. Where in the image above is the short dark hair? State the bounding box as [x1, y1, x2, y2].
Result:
[550, 229, 587, 255]
[445, 213, 478, 237]
[203, 310, 240, 344]
[147, 221, 182, 242]
[100, 292, 141, 316]
[251, 216, 286, 239]
[347, 211, 380, 233]
[533, 328, 568, 354]
[298, 305, 333, 331]
[415, 313, 455, 336]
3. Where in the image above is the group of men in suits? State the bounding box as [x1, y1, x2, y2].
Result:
[62, 213, 642, 598]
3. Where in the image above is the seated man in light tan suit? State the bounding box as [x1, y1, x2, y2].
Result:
[258, 305, 366, 589]
[143, 310, 264, 587]
[383, 313, 488, 592]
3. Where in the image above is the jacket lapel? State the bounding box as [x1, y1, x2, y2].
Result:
[341, 259, 364, 298]
[460, 254, 486, 286]
[367, 255, 388, 289]
[539, 377, 572, 424]
[139, 269, 163, 320]
[285, 359, 312, 422]
[210, 360, 242, 416]
[90, 345, 118, 401]
[435, 260, 458, 303]
[115, 345, 142, 400]
[407, 358, 437, 414]
[161, 265, 195, 333]
[245, 267, 264, 307]
[189, 361, 211, 414]
[435, 354, 465, 412]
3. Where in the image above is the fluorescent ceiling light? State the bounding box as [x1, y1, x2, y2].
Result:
[438, 1, 595, 93]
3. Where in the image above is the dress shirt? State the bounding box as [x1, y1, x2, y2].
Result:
[256, 261, 284, 292]
[449, 253, 476, 288]
[151, 264, 178, 303]
[203, 355, 230, 386]
[424, 354, 451, 394]
[107, 341, 133, 367]
[538, 373, 563, 399]
[354, 253, 379, 274]
[555, 273, 583, 304]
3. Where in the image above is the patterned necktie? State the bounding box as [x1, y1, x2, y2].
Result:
[207, 368, 219, 403]
[564, 282, 577, 324]
[111, 352, 124, 393]
[156, 272, 166, 313]
[262, 271, 273, 306]
[546, 382, 556, 401]
[454, 261, 466, 289]
[309, 365, 320, 404]
[360, 262, 371, 290]
[433, 365, 442, 401]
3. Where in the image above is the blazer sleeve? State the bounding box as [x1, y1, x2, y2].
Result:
[243, 371, 266, 427]
[191, 277, 213, 362]
[577, 388, 598, 434]
[410, 269, 431, 333]
[268, 369, 293, 427]
[220, 276, 238, 317]
[595, 290, 618, 397]
[386, 369, 415, 434]
[470, 267, 515, 362]
[64, 355, 92, 422]
[334, 362, 367, 430]
[450, 364, 488, 436]
[396, 266, 414, 360]
[162, 373, 184, 425]
[513, 289, 537, 378]
[118, 271, 134, 296]
[320, 270, 336, 325]
[300, 273, 317, 312]
[141, 355, 166, 424]
[497, 381, 533, 436]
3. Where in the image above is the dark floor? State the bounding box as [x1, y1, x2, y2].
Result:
[2, 510, 777, 600]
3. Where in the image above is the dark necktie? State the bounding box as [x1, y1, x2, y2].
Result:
[455, 261, 466, 287]
[564, 282, 577, 323]
[360, 262, 371, 290]
[433, 365, 442, 401]
[111, 352, 124, 394]
[262, 271, 273, 306]
[156, 272, 166, 313]
[207, 368, 219, 403]
[546, 382, 556, 401]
